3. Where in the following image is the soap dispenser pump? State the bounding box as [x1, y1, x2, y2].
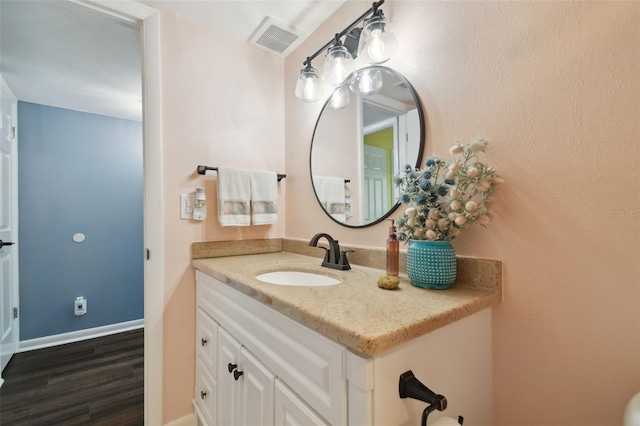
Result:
[386, 219, 399, 276]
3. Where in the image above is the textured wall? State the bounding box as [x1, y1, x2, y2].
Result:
[285, 1, 639, 424]
[18, 102, 143, 340]
[156, 8, 286, 421]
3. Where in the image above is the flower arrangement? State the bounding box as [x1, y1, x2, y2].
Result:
[394, 137, 503, 242]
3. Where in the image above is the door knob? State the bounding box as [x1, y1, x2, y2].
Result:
[0, 240, 15, 248]
[233, 369, 244, 380]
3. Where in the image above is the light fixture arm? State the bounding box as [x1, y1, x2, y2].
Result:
[302, 0, 385, 66]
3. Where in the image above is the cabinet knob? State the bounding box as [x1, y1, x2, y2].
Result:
[228, 363, 238, 373]
[201, 338, 208, 346]
[233, 369, 244, 381]
[200, 390, 207, 399]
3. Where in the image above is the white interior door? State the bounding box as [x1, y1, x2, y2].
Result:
[0, 76, 18, 376]
[363, 144, 389, 224]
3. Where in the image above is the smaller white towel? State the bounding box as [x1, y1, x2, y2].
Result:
[313, 176, 346, 223]
[250, 170, 278, 225]
[217, 167, 251, 226]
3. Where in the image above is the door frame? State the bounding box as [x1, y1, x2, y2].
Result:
[68, 1, 164, 424]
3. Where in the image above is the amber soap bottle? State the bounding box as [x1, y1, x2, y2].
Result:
[386, 219, 399, 276]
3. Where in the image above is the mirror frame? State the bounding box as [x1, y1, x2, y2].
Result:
[309, 66, 425, 228]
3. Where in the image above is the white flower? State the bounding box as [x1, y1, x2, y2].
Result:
[466, 167, 479, 178]
[477, 180, 491, 192]
[448, 212, 457, 221]
[450, 228, 460, 237]
[448, 163, 460, 174]
[471, 137, 489, 152]
[428, 208, 440, 220]
[492, 176, 506, 186]
[465, 201, 478, 212]
[405, 207, 417, 217]
[477, 215, 491, 225]
[426, 230, 437, 240]
[450, 200, 462, 211]
[455, 215, 468, 226]
[445, 171, 455, 179]
[426, 219, 436, 229]
[450, 188, 461, 198]
[414, 228, 425, 237]
[408, 217, 417, 227]
[449, 144, 463, 155]
[437, 218, 449, 228]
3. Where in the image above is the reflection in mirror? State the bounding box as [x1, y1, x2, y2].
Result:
[310, 66, 424, 228]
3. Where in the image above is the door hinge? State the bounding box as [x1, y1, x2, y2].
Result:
[11, 126, 16, 139]
[13, 307, 18, 319]
[146, 249, 150, 260]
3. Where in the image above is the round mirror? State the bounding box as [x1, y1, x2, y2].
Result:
[310, 66, 425, 228]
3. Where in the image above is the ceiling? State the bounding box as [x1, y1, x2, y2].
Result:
[0, 0, 345, 121]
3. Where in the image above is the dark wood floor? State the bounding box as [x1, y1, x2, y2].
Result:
[0, 328, 144, 425]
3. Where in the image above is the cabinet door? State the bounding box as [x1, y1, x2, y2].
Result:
[238, 347, 275, 426]
[195, 358, 217, 426]
[196, 307, 218, 375]
[217, 327, 242, 426]
[274, 379, 329, 426]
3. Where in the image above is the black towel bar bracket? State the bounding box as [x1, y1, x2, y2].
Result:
[197, 165, 286, 182]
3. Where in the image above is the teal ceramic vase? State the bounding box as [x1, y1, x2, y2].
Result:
[407, 240, 457, 289]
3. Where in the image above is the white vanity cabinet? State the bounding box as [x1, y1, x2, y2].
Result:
[194, 270, 345, 425]
[194, 268, 493, 425]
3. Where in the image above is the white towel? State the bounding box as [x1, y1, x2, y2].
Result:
[217, 167, 251, 226]
[313, 176, 346, 223]
[250, 170, 278, 225]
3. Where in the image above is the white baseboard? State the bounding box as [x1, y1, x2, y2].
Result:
[164, 413, 196, 426]
[18, 319, 144, 353]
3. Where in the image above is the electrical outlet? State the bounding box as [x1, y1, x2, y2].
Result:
[74, 297, 87, 316]
[181, 194, 195, 219]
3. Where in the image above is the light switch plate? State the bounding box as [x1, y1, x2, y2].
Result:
[180, 194, 195, 219]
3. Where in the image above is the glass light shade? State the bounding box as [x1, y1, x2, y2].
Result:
[322, 44, 356, 86]
[357, 14, 398, 64]
[327, 85, 351, 110]
[349, 69, 383, 96]
[295, 65, 323, 102]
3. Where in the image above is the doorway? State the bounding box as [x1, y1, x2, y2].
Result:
[0, 1, 163, 423]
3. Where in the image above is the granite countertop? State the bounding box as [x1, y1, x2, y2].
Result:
[192, 248, 501, 356]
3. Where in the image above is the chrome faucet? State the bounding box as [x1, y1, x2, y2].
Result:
[308, 233, 353, 271]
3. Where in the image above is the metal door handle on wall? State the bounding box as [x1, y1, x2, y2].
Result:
[0, 240, 15, 248]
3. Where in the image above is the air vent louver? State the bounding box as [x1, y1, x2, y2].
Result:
[249, 18, 304, 56]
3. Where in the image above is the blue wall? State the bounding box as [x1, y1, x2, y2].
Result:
[18, 102, 143, 340]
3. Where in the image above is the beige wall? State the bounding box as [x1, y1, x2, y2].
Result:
[153, 1, 639, 423]
[285, 1, 639, 425]
[157, 8, 285, 421]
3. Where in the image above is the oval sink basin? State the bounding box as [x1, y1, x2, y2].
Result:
[256, 271, 341, 287]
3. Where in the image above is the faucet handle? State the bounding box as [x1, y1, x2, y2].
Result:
[338, 250, 354, 270]
[317, 247, 331, 264]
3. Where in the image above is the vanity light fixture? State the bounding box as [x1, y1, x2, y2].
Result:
[294, 0, 397, 103]
[322, 35, 356, 87]
[357, 8, 397, 64]
[295, 59, 324, 102]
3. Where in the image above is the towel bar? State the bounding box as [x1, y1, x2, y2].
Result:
[197, 165, 286, 182]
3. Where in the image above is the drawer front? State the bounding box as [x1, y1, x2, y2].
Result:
[195, 358, 217, 426]
[196, 271, 346, 426]
[196, 307, 218, 376]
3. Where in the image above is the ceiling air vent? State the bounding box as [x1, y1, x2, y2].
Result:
[249, 17, 305, 57]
